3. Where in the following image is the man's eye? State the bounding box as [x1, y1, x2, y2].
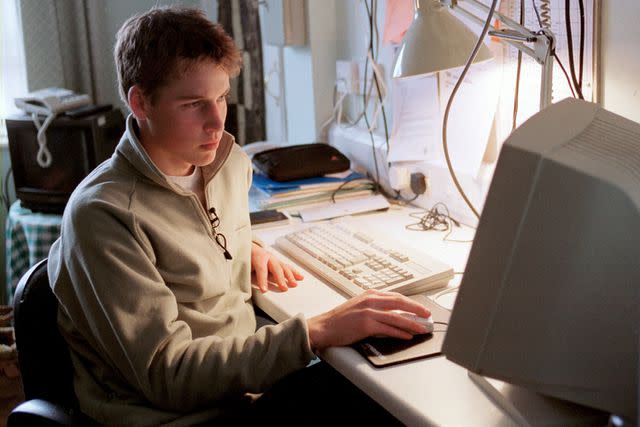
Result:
[186, 100, 203, 108]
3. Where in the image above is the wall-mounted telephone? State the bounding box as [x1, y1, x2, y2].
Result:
[14, 88, 92, 168]
[15, 87, 91, 116]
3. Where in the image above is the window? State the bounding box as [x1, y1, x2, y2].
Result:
[1, 0, 28, 144]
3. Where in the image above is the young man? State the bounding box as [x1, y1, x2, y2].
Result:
[48, 6, 431, 426]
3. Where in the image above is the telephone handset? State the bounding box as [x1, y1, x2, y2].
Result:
[15, 87, 91, 116]
[14, 87, 92, 168]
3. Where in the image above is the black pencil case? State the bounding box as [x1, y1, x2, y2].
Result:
[251, 143, 350, 182]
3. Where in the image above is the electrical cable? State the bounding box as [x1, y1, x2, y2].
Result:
[531, 0, 543, 25]
[407, 203, 451, 232]
[538, 0, 552, 28]
[361, 0, 412, 202]
[362, 1, 372, 124]
[512, 0, 525, 131]
[365, 0, 420, 204]
[361, 0, 382, 193]
[442, 0, 499, 220]
[433, 286, 460, 303]
[393, 190, 419, 204]
[372, 0, 380, 61]
[349, 1, 379, 128]
[406, 202, 474, 243]
[363, 0, 389, 153]
[531, 0, 576, 98]
[565, 0, 584, 99]
[320, 84, 349, 135]
[554, 52, 577, 98]
[329, 173, 374, 203]
[344, 0, 421, 204]
[365, 51, 389, 138]
[363, 106, 382, 193]
[432, 287, 460, 311]
[578, 0, 585, 88]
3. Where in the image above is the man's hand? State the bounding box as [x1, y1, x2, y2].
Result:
[307, 290, 432, 351]
[251, 242, 304, 293]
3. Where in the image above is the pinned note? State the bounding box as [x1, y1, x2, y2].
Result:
[383, 0, 414, 45]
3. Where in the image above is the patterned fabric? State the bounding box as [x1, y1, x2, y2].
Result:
[5, 201, 61, 302]
[18, 0, 115, 105]
[218, 0, 266, 146]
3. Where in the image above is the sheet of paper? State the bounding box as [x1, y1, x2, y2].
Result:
[437, 60, 501, 176]
[486, 0, 598, 141]
[497, 0, 597, 105]
[388, 74, 439, 163]
[388, 62, 500, 177]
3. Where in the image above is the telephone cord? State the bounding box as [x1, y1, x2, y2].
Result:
[31, 112, 56, 168]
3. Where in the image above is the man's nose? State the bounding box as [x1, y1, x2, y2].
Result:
[204, 104, 224, 132]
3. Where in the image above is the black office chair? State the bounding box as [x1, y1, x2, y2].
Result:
[8, 259, 98, 426]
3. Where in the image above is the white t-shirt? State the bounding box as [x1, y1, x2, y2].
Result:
[167, 166, 206, 208]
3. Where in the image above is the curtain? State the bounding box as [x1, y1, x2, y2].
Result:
[18, 0, 111, 104]
[1, 0, 28, 139]
[218, 0, 266, 146]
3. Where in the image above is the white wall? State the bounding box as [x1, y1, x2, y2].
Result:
[601, 0, 640, 123]
[276, 0, 640, 226]
[273, 0, 640, 140]
[90, 0, 208, 112]
[260, 0, 338, 145]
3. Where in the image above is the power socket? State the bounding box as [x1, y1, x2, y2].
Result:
[410, 172, 427, 195]
[336, 60, 359, 94]
[335, 59, 384, 95]
[389, 166, 410, 191]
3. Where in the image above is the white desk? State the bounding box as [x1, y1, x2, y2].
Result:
[252, 205, 608, 426]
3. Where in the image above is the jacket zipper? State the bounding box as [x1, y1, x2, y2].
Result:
[208, 207, 233, 260]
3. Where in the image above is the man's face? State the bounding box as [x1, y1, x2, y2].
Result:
[136, 59, 230, 176]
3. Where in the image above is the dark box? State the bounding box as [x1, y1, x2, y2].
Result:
[252, 143, 350, 182]
[6, 109, 125, 214]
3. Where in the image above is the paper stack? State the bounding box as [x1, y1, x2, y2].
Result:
[252, 171, 376, 210]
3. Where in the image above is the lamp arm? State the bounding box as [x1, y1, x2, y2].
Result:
[442, 0, 555, 109]
[454, 0, 533, 38]
[443, 0, 551, 61]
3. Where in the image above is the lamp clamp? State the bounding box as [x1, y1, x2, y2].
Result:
[440, 0, 555, 108]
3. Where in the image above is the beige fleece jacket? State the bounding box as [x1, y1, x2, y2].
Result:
[48, 115, 315, 426]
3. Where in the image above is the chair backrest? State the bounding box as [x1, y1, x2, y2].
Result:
[13, 259, 78, 408]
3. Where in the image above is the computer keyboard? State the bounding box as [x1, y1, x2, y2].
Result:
[275, 222, 454, 296]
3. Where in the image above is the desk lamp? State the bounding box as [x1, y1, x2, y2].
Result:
[391, 0, 493, 78]
[392, 0, 555, 218]
[393, 1, 580, 421]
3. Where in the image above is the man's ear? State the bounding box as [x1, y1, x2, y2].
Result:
[128, 86, 148, 120]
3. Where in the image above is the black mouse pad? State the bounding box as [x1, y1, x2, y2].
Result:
[353, 294, 451, 368]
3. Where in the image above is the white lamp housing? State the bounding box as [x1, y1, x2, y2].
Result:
[392, 0, 493, 78]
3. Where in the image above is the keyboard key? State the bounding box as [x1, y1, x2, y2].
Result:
[275, 222, 454, 296]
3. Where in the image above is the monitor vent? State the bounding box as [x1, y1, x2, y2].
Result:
[564, 116, 640, 185]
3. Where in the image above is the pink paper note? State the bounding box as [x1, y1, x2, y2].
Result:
[383, 0, 415, 45]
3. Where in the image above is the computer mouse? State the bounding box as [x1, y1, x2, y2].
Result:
[393, 310, 434, 334]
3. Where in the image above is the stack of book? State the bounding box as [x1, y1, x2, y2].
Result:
[252, 171, 376, 210]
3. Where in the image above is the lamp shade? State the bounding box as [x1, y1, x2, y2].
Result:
[392, 0, 493, 79]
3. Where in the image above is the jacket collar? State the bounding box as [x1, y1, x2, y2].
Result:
[116, 114, 235, 189]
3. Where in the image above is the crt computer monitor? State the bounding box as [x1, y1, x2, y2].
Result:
[442, 98, 639, 422]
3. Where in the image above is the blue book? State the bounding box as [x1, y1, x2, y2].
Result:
[252, 171, 367, 193]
